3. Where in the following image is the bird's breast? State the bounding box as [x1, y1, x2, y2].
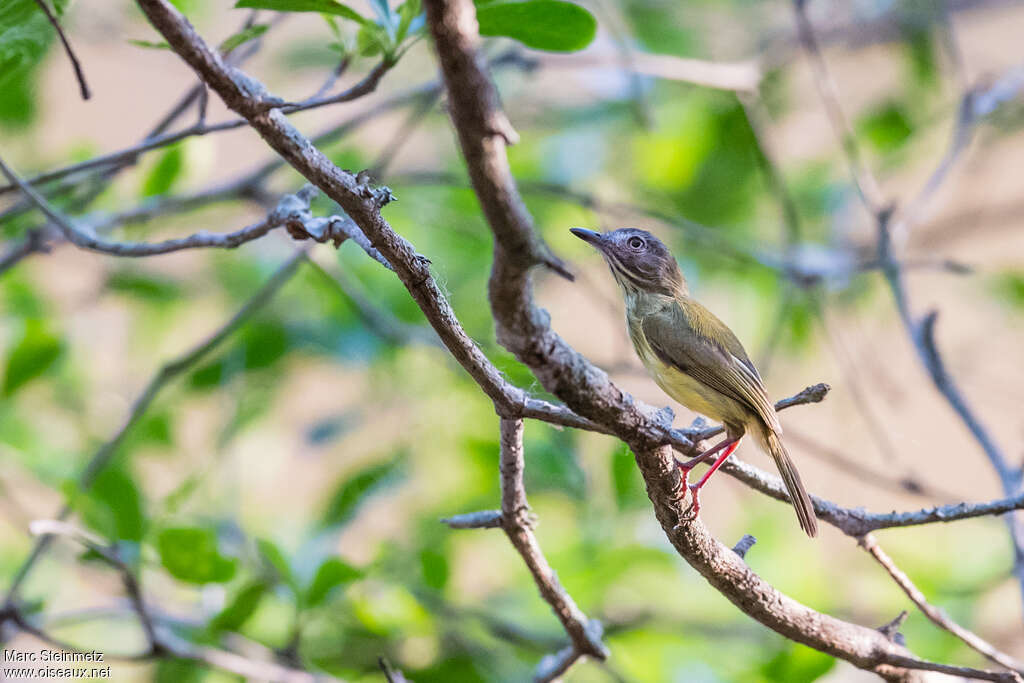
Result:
[627, 318, 746, 426]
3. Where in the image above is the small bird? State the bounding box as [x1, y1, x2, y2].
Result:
[571, 227, 818, 537]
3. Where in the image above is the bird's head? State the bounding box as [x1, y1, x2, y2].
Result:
[570, 227, 685, 297]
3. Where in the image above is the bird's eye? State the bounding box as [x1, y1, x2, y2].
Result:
[627, 236, 645, 250]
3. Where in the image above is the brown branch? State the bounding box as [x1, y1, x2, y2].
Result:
[0, 81, 447, 276]
[685, 382, 830, 443]
[0, 158, 387, 267]
[731, 534, 757, 559]
[32, 0, 90, 100]
[25, 521, 161, 654]
[127, 2, 1024, 680]
[422, 1, 1016, 680]
[496, 418, 608, 678]
[861, 534, 1024, 674]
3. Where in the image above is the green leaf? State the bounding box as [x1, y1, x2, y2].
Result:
[141, 142, 186, 198]
[902, 24, 938, 88]
[187, 359, 228, 390]
[125, 411, 175, 450]
[368, 0, 395, 39]
[857, 102, 914, 153]
[218, 23, 269, 53]
[234, 0, 368, 24]
[476, 0, 596, 53]
[63, 466, 146, 545]
[157, 527, 238, 584]
[210, 580, 268, 632]
[356, 23, 389, 57]
[3, 320, 63, 396]
[89, 467, 146, 542]
[256, 538, 299, 592]
[106, 270, 182, 303]
[992, 271, 1024, 310]
[155, 658, 202, 683]
[0, 0, 71, 128]
[396, 0, 421, 43]
[305, 557, 362, 607]
[128, 39, 171, 50]
[524, 425, 585, 499]
[419, 547, 448, 590]
[241, 319, 289, 370]
[610, 445, 644, 510]
[622, 2, 697, 58]
[760, 642, 836, 682]
[321, 455, 405, 527]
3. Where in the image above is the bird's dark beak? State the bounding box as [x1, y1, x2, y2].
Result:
[570, 227, 604, 249]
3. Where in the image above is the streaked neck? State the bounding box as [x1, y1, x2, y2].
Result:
[623, 287, 681, 318]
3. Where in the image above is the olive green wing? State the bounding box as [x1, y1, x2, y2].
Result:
[641, 300, 780, 432]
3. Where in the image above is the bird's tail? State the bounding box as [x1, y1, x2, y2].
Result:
[758, 427, 818, 537]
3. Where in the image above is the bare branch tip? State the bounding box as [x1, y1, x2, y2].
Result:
[543, 254, 575, 281]
[732, 534, 757, 559]
[877, 610, 908, 645]
[441, 510, 503, 529]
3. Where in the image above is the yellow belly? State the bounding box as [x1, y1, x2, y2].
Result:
[629, 322, 748, 427]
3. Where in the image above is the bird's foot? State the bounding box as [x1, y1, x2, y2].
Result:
[672, 467, 700, 526]
[680, 484, 702, 522]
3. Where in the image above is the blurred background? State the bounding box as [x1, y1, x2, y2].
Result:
[2, 0, 1024, 680]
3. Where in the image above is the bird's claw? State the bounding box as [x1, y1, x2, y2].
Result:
[673, 465, 701, 526]
[679, 484, 702, 522]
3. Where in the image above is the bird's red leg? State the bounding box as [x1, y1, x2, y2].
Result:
[677, 437, 734, 473]
[680, 438, 740, 520]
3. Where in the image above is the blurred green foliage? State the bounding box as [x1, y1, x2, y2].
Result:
[157, 526, 238, 584]
[0, 0, 69, 127]
[3, 319, 64, 396]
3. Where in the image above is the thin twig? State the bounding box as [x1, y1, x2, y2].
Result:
[0, 60, 396, 199]
[538, 50, 762, 93]
[32, 0, 90, 100]
[0, 159, 312, 257]
[792, 0, 885, 211]
[794, 0, 1024, 618]
[861, 534, 1024, 673]
[722, 454, 1024, 537]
